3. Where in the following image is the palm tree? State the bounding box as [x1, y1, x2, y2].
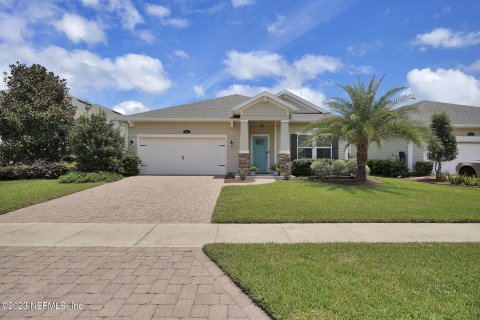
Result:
[307, 75, 427, 182]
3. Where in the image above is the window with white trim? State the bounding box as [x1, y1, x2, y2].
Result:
[296, 134, 332, 159]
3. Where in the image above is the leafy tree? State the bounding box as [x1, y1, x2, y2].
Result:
[0, 62, 75, 163]
[427, 112, 458, 179]
[70, 109, 125, 172]
[307, 75, 427, 182]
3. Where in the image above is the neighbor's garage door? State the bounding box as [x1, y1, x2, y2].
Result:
[137, 135, 226, 175]
[443, 141, 480, 173]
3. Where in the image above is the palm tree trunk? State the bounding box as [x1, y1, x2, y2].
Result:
[356, 142, 368, 182]
[435, 162, 442, 180]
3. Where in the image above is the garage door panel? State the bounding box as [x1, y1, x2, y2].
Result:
[138, 136, 226, 175]
[443, 142, 480, 173]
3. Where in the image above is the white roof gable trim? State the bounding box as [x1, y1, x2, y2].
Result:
[232, 91, 299, 115]
[275, 90, 329, 114]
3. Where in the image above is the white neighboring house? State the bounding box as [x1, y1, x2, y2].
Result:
[368, 100, 480, 173]
[71, 97, 128, 146]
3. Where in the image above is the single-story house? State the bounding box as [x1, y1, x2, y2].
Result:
[368, 100, 480, 173]
[120, 90, 347, 175]
[72, 96, 129, 142]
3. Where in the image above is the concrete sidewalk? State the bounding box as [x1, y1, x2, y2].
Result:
[0, 223, 479, 247]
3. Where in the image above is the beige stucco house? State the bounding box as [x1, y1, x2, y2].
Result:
[121, 90, 343, 175]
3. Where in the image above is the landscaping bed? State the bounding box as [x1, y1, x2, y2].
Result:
[213, 177, 480, 223]
[204, 243, 480, 320]
[0, 179, 103, 214]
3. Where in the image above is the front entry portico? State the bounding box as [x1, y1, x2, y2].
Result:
[234, 92, 296, 175]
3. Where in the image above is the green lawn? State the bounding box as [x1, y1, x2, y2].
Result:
[0, 179, 103, 215]
[204, 243, 480, 320]
[212, 177, 480, 223]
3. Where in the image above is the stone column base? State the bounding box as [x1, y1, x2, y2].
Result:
[278, 153, 291, 176]
[238, 153, 250, 174]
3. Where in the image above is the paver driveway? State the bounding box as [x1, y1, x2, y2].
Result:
[0, 246, 269, 319]
[0, 176, 224, 223]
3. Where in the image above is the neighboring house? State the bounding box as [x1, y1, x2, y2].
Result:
[71, 96, 129, 146]
[119, 90, 346, 175]
[368, 100, 480, 173]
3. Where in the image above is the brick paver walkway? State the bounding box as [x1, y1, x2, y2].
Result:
[0, 247, 270, 319]
[0, 176, 224, 224]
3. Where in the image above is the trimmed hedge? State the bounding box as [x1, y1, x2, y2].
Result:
[292, 158, 314, 176]
[58, 171, 122, 183]
[415, 161, 434, 176]
[122, 151, 141, 176]
[311, 158, 369, 177]
[0, 161, 73, 180]
[367, 159, 409, 177]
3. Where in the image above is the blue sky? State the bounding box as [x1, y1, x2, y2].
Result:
[1, 0, 479, 114]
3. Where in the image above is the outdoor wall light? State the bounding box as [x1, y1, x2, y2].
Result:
[229, 139, 235, 147]
[129, 139, 135, 145]
[260, 124, 264, 131]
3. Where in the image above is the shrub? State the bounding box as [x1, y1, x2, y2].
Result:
[122, 151, 141, 176]
[250, 164, 259, 173]
[291, 158, 314, 176]
[70, 110, 124, 173]
[367, 159, 409, 177]
[345, 158, 358, 176]
[0, 161, 72, 180]
[415, 161, 434, 176]
[331, 160, 347, 176]
[447, 174, 480, 187]
[239, 168, 249, 181]
[58, 171, 121, 183]
[311, 159, 333, 177]
[225, 172, 235, 179]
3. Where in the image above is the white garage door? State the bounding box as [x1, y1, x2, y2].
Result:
[443, 141, 480, 173]
[137, 135, 226, 175]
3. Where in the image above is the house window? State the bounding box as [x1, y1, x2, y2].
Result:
[297, 135, 332, 159]
[467, 132, 475, 136]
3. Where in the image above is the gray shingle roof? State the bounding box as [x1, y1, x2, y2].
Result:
[404, 100, 480, 125]
[71, 97, 127, 121]
[128, 94, 250, 119]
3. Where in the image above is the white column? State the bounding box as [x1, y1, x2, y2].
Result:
[279, 120, 290, 154]
[407, 141, 413, 171]
[239, 120, 249, 153]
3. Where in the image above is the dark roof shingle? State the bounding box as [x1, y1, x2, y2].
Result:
[404, 100, 480, 125]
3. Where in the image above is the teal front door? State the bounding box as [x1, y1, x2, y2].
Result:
[252, 135, 269, 173]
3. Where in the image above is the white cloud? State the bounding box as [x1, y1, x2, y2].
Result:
[224, 50, 284, 80]
[163, 18, 189, 28]
[0, 43, 172, 94]
[144, 3, 189, 28]
[406, 68, 480, 106]
[193, 85, 205, 98]
[0, 13, 29, 42]
[414, 28, 480, 49]
[347, 41, 383, 56]
[293, 55, 342, 79]
[267, 15, 286, 35]
[231, 0, 255, 8]
[354, 65, 375, 74]
[218, 51, 340, 106]
[113, 100, 149, 115]
[137, 30, 155, 43]
[173, 50, 189, 59]
[80, 0, 100, 8]
[108, 0, 143, 31]
[55, 13, 106, 45]
[145, 4, 171, 18]
[463, 58, 480, 73]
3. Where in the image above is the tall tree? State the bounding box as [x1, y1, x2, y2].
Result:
[427, 112, 458, 179]
[307, 75, 427, 182]
[70, 109, 125, 173]
[0, 62, 75, 163]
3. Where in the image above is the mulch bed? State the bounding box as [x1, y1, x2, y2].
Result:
[407, 176, 450, 185]
[224, 178, 256, 183]
[307, 176, 383, 185]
